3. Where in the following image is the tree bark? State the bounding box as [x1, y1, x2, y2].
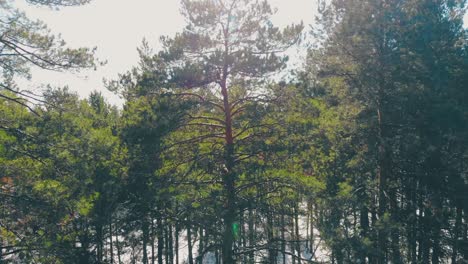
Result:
[158, 216, 164, 264]
[452, 206, 462, 263]
[143, 218, 150, 264]
[109, 216, 114, 264]
[248, 206, 255, 264]
[295, 205, 301, 264]
[187, 223, 194, 264]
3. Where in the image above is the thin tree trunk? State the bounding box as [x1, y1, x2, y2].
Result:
[165, 222, 169, 264]
[151, 218, 155, 264]
[267, 209, 276, 263]
[282, 212, 286, 264]
[158, 216, 164, 264]
[452, 206, 462, 263]
[432, 196, 442, 264]
[295, 205, 301, 264]
[215, 246, 220, 264]
[97, 223, 104, 263]
[143, 218, 150, 264]
[0, 230, 3, 264]
[116, 225, 122, 264]
[291, 213, 296, 264]
[110, 216, 114, 264]
[198, 228, 204, 264]
[248, 206, 255, 264]
[377, 107, 388, 264]
[175, 222, 179, 264]
[390, 188, 402, 264]
[187, 223, 194, 264]
[422, 208, 431, 264]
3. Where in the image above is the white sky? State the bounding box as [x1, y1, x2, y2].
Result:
[14, 0, 317, 106]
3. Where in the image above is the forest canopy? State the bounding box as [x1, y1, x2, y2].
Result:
[1, 0, 468, 263]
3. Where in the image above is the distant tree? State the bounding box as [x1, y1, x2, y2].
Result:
[0, 0, 96, 110]
[153, 1, 303, 262]
[307, 0, 468, 262]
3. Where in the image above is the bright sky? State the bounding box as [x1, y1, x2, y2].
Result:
[14, 0, 317, 106]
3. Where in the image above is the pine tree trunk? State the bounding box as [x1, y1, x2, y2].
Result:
[462, 211, 468, 261]
[96, 223, 104, 263]
[370, 199, 377, 264]
[240, 211, 247, 264]
[376, 107, 388, 264]
[198, 228, 204, 263]
[143, 218, 150, 264]
[151, 219, 155, 264]
[281, 212, 286, 264]
[452, 206, 462, 263]
[295, 205, 301, 264]
[291, 214, 296, 264]
[175, 223, 179, 264]
[1, 231, 3, 264]
[109, 216, 114, 264]
[407, 178, 417, 264]
[390, 188, 401, 264]
[165, 223, 169, 264]
[116, 227, 122, 264]
[220, 27, 236, 262]
[158, 216, 164, 264]
[359, 204, 369, 264]
[421, 208, 431, 264]
[432, 202, 441, 264]
[248, 206, 255, 264]
[170, 224, 174, 264]
[187, 223, 194, 264]
[267, 209, 276, 263]
[222, 143, 236, 264]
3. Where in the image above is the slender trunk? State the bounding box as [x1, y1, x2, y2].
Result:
[143, 218, 150, 264]
[422, 208, 431, 264]
[369, 198, 378, 264]
[417, 193, 423, 263]
[282, 212, 286, 264]
[215, 246, 220, 264]
[240, 211, 247, 264]
[0, 248, 2, 264]
[462, 211, 468, 261]
[158, 216, 164, 264]
[248, 206, 255, 264]
[306, 206, 310, 251]
[164, 223, 169, 264]
[220, 20, 236, 263]
[295, 205, 301, 264]
[0, 230, 3, 264]
[452, 206, 462, 263]
[432, 197, 441, 264]
[169, 224, 174, 264]
[267, 209, 276, 263]
[407, 178, 417, 264]
[222, 169, 236, 264]
[96, 223, 103, 263]
[291, 214, 296, 264]
[175, 223, 179, 264]
[390, 188, 402, 264]
[310, 203, 314, 256]
[109, 216, 114, 264]
[376, 107, 388, 264]
[187, 223, 194, 264]
[198, 228, 204, 263]
[116, 227, 122, 264]
[151, 219, 155, 264]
